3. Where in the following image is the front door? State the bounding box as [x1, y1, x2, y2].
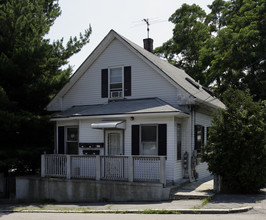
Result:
[105, 130, 123, 155]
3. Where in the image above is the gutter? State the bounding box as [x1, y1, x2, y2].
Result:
[49, 111, 189, 121]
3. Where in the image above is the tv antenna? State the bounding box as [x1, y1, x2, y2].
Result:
[131, 18, 167, 38]
[143, 18, 150, 38]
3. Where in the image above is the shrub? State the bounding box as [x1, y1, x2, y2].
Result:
[202, 89, 266, 193]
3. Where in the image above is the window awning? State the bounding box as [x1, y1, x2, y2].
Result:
[91, 120, 125, 129]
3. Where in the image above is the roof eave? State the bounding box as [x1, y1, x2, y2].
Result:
[195, 98, 226, 111]
[50, 111, 189, 121]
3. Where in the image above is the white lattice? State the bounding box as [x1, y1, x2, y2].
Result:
[133, 156, 160, 182]
[71, 155, 96, 179]
[101, 156, 128, 180]
[45, 155, 67, 177]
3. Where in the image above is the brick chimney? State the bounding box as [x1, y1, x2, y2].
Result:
[143, 38, 153, 53]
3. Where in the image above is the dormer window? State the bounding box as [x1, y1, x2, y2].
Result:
[109, 67, 123, 99]
[101, 66, 132, 99]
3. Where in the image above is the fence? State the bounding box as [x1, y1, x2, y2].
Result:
[41, 154, 166, 186]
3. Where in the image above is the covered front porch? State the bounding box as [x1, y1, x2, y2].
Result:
[41, 154, 167, 186]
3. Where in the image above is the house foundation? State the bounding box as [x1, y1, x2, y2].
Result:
[16, 176, 170, 202]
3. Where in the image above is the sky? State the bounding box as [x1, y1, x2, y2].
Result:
[47, 0, 214, 72]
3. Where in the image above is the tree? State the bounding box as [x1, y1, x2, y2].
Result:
[155, 0, 266, 100]
[201, 89, 266, 193]
[154, 4, 211, 86]
[208, 0, 266, 101]
[0, 0, 92, 174]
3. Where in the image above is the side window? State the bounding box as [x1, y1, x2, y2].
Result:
[66, 127, 79, 154]
[194, 125, 204, 154]
[177, 124, 182, 160]
[206, 127, 210, 140]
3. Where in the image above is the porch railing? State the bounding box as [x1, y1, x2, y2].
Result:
[41, 154, 166, 186]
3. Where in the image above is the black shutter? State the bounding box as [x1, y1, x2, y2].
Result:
[101, 68, 108, 98]
[124, 66, 131, 96]
[201, 126, 205, 146]
[132, 125, 139, 155]
[58, 126, 65, 154]
[207, 127, 210, 141]
[158, 124, 167, 156]
[194, 125, 199, 151]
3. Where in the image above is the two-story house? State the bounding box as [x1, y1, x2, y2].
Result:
[16, 30, 224, 202]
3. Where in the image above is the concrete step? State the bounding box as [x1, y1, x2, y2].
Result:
[170, 191, 215, 200]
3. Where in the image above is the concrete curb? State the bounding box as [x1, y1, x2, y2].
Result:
[0, 206, 253, 214]
[170, 193, 215, 200]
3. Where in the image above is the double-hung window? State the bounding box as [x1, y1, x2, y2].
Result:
[141, 125, 157, 155]
[101, 66, 131, 99]
[132, 124, 167, 156]
[177, 124, 182, 160]
[194, 125, 205, 154]
[109, 67, 123, 99]
[66, 127, 78, 154]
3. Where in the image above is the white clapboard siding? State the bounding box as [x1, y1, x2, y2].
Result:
[172, 117, 191, 181]
[61, 39, 179, 110]
[196, 162, 211, 179]
[79, 120, 104, 143]
[125, 116, 176, 181]
[195, 111, 212, 179]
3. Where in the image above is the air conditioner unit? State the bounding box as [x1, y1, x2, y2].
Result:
[110, 91, 123, 98]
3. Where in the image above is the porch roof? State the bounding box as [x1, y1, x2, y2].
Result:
[52, 98, 188, 120]
[91, 120, 125, 129]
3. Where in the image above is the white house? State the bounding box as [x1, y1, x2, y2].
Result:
[16, 30, 225, 202]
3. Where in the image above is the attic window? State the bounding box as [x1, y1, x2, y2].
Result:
[109, 67, 123, 99]
[202, 86, 214, 97]
[101, 66, 131, 99]
[185, 77, 200, 89]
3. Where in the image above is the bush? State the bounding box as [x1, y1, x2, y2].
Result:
[202, 89, 266, 193]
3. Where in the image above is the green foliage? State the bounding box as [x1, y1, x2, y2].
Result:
[154, 3, 211, 86]
[0, 0, 91, 174]
[155, 0, 266, 100]
[201, 89, 266, 193]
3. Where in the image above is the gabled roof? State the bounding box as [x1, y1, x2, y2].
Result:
[117, 31, 225, 109]
[47, 30, 225, 111]
[51, 98, 188, 120]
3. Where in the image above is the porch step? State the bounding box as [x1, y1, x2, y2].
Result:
[170, 191, 215, 200]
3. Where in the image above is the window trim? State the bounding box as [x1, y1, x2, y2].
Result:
[108, 66, 124, 100]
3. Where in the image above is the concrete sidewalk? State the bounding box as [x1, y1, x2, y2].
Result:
[0, 177, 265, 214]
[170, 176, 215, 199]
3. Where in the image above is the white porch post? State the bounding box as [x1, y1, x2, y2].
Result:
[96, 156, 101, 181]
[66, 155, 71, 179]
[41, 154, 45, 178]
[160, 156, 166, 186]
[128, 156, 133, 182]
